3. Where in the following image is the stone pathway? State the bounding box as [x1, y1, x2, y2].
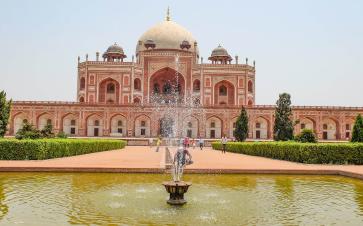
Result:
[0, 146, 164, 172]
[1, 146, 363, 180]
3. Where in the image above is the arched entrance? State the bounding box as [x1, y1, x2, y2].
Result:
[149, 67, 185, 104]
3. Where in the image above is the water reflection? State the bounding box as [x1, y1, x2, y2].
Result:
[354, 182, 363, 215]
[0, 183, 8, 221]
[0, 173, 362, 225]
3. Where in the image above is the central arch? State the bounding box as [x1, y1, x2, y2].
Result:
[98, 78, 120, 104]
[214, 80, 235, 105]
[149, 67, 185, 104]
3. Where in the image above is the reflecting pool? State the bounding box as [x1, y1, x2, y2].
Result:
[0, 173, 363, 225]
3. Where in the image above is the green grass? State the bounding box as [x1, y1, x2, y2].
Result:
[212, 141, 363, 165]
[0, 138, 126, 160]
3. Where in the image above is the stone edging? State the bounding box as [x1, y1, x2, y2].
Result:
[0, 167, 363, 180]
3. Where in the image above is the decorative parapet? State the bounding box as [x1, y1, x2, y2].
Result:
[195, 63, 255, 70]
[11, 101, 363, 111]
[78, 61, 134, 67]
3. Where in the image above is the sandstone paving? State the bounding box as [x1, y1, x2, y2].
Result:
[1, 146, 363, 180]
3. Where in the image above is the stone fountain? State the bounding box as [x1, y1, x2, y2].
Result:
[162, 180, 192, 205]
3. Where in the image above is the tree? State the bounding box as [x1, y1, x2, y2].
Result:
[351, 114, 363, 142]
[295, 129, 317, 143]
[234, 106, 249, 141]
[0, 91, 12, 137]
[273, 93, 294, 141]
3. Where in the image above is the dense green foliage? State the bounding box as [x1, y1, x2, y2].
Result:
[40, 124, 55, 138]
[351, 114, 363, 142]
[0, 91, 12, 137]
[234, 106, 249, 141]
[56, 131, 68, 138]
[15, 122, 42, 139]
[0, 139, 126, 160]
[294, 129, 317, 143]
[273, 93, 294, 141]
[212, 141, 363, 164]
[15, 122, 58, 139]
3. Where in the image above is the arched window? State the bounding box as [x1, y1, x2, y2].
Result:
[80, 77, 85, 90]
[188, 122, 192, 128]
[107, 83, 115, 93]
[211, 122, 216, 128]
[94, 120, 100, 126]
[153, 83, 160, 94]
[134, 98, 141, 104]
[162, 82, 172, 94]
[47, 119, 52, 125]
[71, 120, 76, 126]
[141, 121, 146, 127]
[248, 81, 253, 93]
[117, 120, 123, 127]
[134, 78, 141, 91]
[248, 100, 253, 106]
[193, 80, 200, 92]
[23, 119, 28, 124]
[79, 96, 85, 102]
[219, 85, 227, 96]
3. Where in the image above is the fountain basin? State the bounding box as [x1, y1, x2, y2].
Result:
[162, 181, 192, 205]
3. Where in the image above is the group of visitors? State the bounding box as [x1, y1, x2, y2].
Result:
[149, 136, 206, 151]
[149, 135, 230, 154]
[180, 137, 205, 150]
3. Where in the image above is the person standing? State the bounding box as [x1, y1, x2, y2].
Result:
[192, 138, 196, 149]
[198, 137, 204, 150]
[149, 137, 153, 148]
[221, 135, 228, 154]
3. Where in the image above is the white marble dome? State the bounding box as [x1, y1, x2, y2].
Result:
[136, 19, 198, 55]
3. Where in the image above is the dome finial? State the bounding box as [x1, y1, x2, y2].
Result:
[166, 6, 171, 21]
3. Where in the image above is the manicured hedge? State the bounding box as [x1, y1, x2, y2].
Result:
[212, 141, 363, 165]
[0, 139, 126, 160]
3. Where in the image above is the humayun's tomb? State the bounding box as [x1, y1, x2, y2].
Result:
[7, 11, 363, 141]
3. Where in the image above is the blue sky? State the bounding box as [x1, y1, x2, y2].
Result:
[0, 0, 362, 106]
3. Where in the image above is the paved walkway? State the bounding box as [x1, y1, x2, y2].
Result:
[0, 146, 164, 172]
[1, 146, 363, 180]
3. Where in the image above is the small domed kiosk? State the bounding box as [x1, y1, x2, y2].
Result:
[102, 43, 127, 62]
[208, 44, 232, 64]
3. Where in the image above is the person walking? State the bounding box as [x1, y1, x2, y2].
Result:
[198, 137, 204, 150]
[156, 137, 162, 152]
[221, 135, 228, 154]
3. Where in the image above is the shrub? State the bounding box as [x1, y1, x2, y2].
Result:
[15, 122, 42, 139]
[56, 131, 68, 138]
[212, 141, 363, 165]
[0, 139, 126, 160]
[294, 129, 317, 143]
[40, 124, 55, 138]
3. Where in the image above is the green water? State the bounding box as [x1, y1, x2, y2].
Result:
[0, 173, 363, 225]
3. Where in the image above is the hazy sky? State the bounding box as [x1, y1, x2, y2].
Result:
[0, 0, 362, 106]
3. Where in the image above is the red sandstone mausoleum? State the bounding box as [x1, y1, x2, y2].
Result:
[7, 11, 363, 141]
